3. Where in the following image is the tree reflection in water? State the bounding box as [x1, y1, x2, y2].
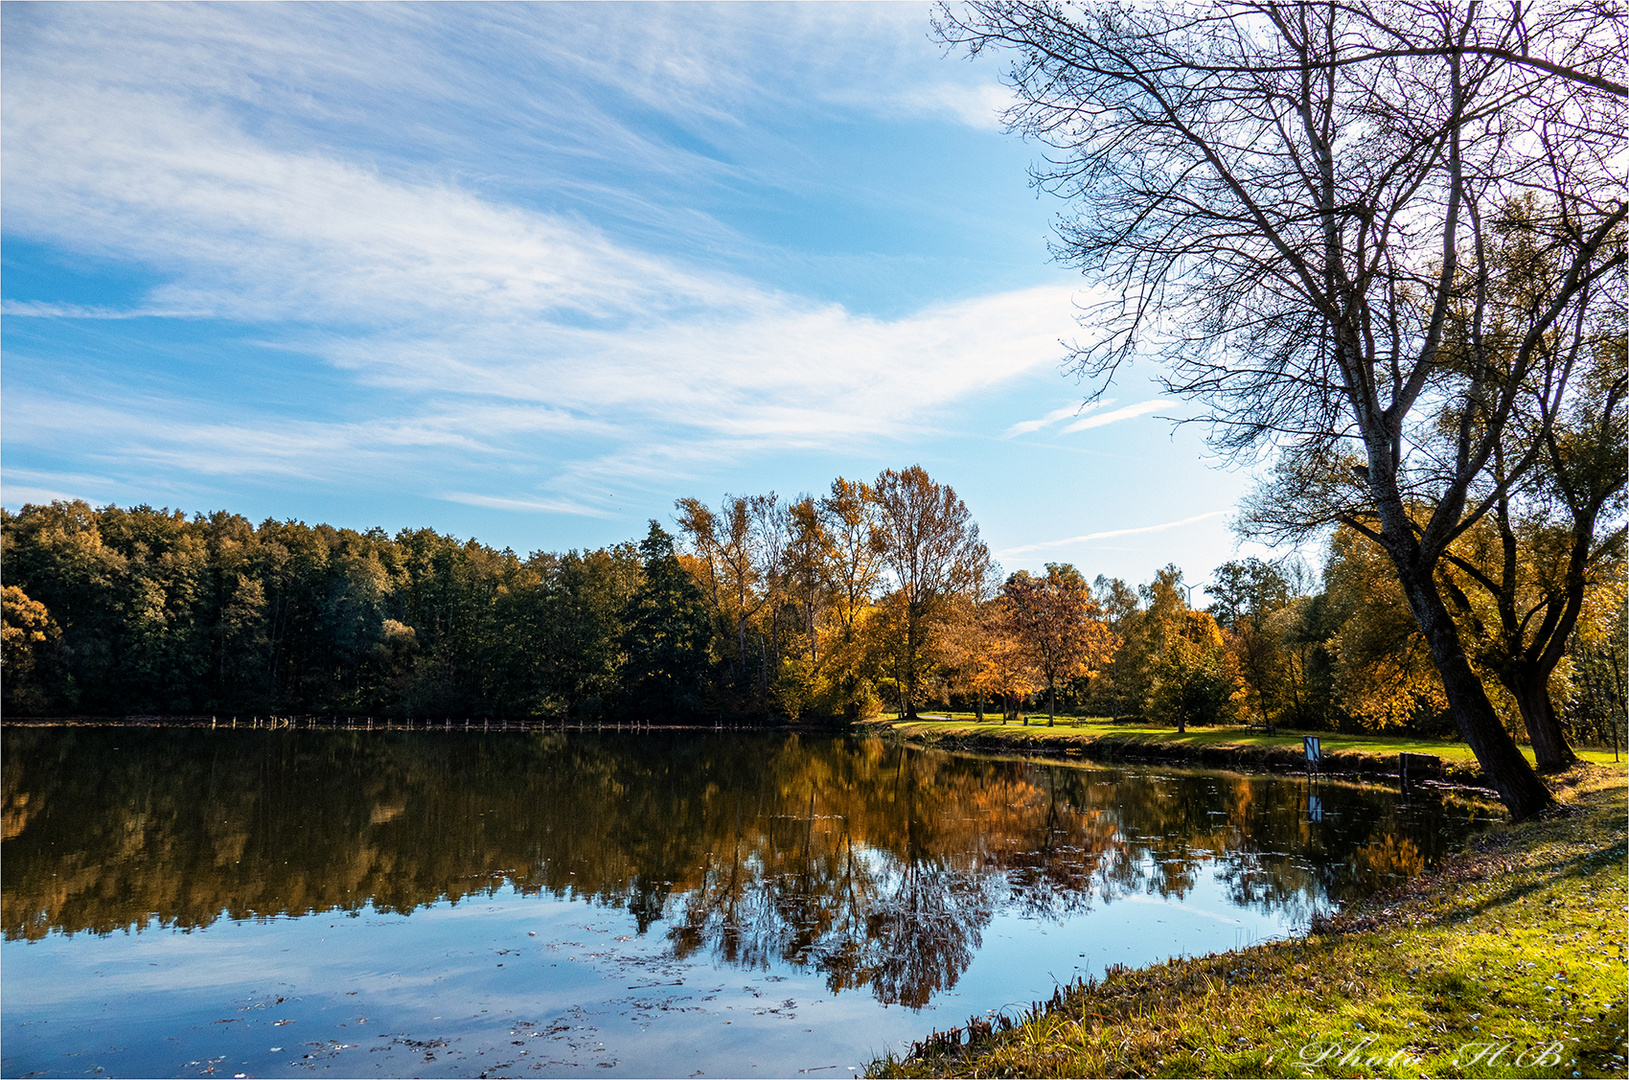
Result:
[1, 728, 1493, 1007]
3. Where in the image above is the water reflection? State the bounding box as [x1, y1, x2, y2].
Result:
[1, 728, 1492, 1008]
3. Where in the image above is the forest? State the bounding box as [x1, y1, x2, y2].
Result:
[3, 464, 1622, 755]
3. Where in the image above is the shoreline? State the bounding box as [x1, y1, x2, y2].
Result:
[0, 715, 852, 734]
[861, 716, 1625, 794]
[864, 757, 1627, 1079]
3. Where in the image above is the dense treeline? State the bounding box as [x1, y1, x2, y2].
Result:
[3, 465, 1622, 752]
[0, 500, 649, 719]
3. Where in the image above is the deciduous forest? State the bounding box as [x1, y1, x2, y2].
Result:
[4, 465, 1621, 756]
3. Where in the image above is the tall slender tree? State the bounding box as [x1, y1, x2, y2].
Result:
[870, 466, 991, 718]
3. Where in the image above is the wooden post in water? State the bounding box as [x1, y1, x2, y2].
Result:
[1399, 752, 1442, 788]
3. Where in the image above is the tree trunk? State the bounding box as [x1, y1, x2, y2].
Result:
[1505, 663, 1578, 772]
[903, 603, 917, 720]
[1396, 564, 1554, 818]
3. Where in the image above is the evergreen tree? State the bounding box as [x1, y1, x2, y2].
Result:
[621, 522, 713, 719]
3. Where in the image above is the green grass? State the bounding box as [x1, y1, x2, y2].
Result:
[868, 765, 1629, 1079]
[874, 714, 1629, 769]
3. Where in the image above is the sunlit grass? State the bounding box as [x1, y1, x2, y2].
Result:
[869, 765, 1628, 1079]
[876, 715, 1629, 770]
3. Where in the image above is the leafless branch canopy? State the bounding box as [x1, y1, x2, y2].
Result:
[938, 0, 1626, 563]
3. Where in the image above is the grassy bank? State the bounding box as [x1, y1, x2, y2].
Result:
[869, 764, 1628, 1079]
[863, 716, 1625, 786]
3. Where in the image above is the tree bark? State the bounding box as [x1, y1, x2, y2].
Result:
[1395, 561, 1554, 818]
[1505, 663, 1578, 771]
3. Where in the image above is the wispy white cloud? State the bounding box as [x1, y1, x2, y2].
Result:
[999, 510, 1227, 557]
[2, 66, 1079, 484]
[1001, 400, 1114, 439]
[440, 492, 616, 518]
[1, 386, 600, 484]
[0, 484, 104, 508]
[1, 4, 1076, 516]
[0, 300, 188, 319]
[1060, 399, 1172, 432]
[856, 80, 1016, 131]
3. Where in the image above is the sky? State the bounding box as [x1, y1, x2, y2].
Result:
[0, 2, 1283, 589]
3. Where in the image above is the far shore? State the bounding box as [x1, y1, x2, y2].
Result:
[862, 714, 1624, 792]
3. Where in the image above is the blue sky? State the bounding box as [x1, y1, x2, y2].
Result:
[1, 2, 1279, 588]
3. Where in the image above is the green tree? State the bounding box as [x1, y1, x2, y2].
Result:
[622, 522, 713, 719]
[1209, 558, 1295, 727]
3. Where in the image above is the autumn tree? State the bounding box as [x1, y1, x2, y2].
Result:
[1437, 329, 1627, 768]
[1209, 558, 1295, 727]
[938, 0, 1627, 817]
[814, 478, 889, 718]
[1, 585, 64, 712]
[1564, 573, 1628, 755]
[675, 493, 778, 704]
[870, 466, 991, 718]
[998, 563, 1113, 723]
[1323, 527, 1451, 731]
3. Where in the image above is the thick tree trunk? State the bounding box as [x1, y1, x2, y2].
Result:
[1396, 565, 1555, 818]
[1506, 664, 1578, 772]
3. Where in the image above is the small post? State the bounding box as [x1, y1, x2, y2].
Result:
[1399, 752, 1442, 789]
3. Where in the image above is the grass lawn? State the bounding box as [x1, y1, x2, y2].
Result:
[877, 714, 1628, 769]
[868, 764, 1628, 1079]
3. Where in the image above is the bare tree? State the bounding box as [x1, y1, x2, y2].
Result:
[938, 0, 1626, 817]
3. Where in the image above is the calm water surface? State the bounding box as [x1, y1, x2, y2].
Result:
[1, 728, 1497, 1077]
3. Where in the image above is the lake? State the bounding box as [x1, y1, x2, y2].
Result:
[1, 727, 1497, 1078]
